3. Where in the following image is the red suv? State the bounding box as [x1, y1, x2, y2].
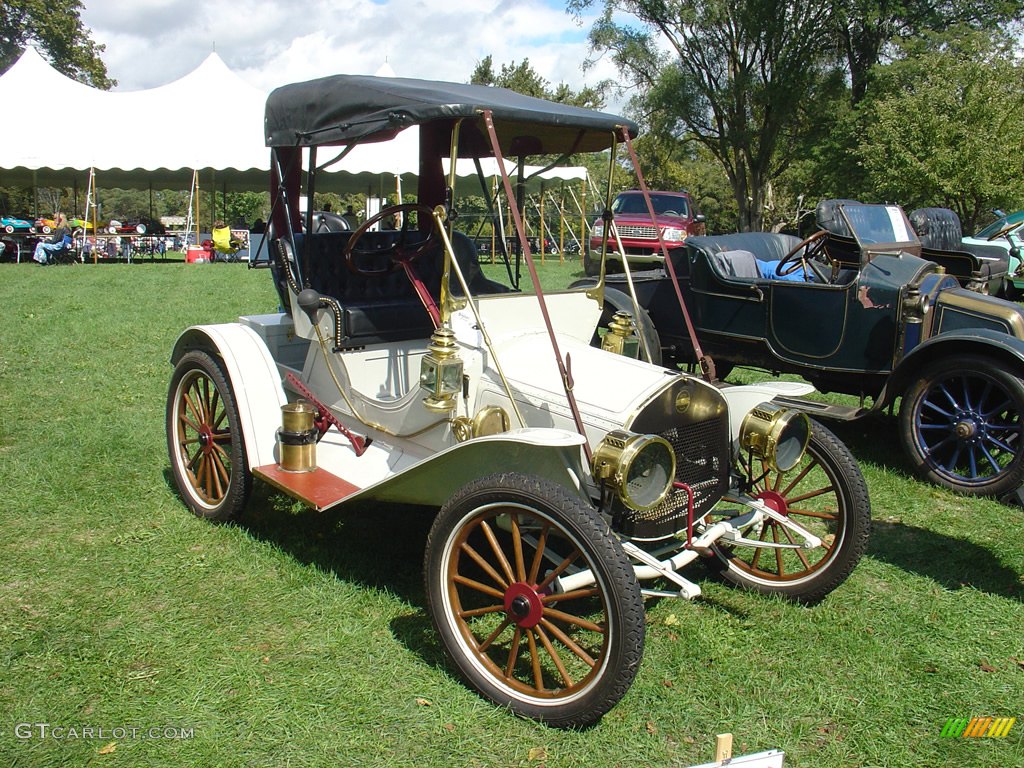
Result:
[585, 190, 705, 275]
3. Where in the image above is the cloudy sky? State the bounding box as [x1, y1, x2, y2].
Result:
[79, 0, 628, 108]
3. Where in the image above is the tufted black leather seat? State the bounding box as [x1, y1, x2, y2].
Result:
[298, 229, 506, 346]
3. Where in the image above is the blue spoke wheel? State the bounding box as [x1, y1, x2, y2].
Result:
[899, 355, 1024, 498]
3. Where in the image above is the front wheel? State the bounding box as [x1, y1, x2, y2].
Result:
[166, 350, 251, 520]
[424, 473, 645, 728]
[708, 419, 871, 604]
[899, 355, 1024, 497]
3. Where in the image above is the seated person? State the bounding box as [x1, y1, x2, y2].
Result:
[711, 248, 814, 282]
[757, 259, 815, 282]
[32, 213, 72, 265]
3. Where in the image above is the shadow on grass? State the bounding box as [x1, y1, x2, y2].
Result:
[242, 484, 445, 662]
[810, 419, 1024, 600]
[868, 520, 1023, 601]
[162, 465, 447, 665]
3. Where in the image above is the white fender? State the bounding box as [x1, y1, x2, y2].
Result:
[171, 323, 287, 468]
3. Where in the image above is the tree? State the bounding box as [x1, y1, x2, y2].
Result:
[470, 55, 604, 109]
[572, 1, 839, 231]
[833, 0, 1020, 104]
[0, 0, 113, 87]
[855, 29, 1024, 231]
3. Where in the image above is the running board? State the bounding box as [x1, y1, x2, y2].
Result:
[769, 395, 869, 422]
[253, 464, 361, 511]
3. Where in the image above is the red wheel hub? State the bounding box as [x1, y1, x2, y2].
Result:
[756, 489, 789, 516]
[198, 423, 215, 455]
[503, 582, 544, 628]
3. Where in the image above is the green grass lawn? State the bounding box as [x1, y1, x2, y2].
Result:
[0, 260, 1021, 767]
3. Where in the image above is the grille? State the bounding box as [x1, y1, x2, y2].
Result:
[616, 416, 731, 540]
[615, 224, 658, 240]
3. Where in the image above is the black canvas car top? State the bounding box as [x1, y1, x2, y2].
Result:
[264, 75, 637, 156]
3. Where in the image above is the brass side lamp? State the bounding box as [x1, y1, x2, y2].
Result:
[420, 326, 464, 412]
[601, 311, 641, 359]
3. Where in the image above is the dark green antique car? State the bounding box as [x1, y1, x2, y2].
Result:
[580, 200, 1024, 500]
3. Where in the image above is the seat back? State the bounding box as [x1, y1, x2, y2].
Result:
[815, 199, 861, 238]
[296, 229, 496, 346]
[909, 207, 962, 251]
[212, 226, 234, 253]
[688, 232, 802, 263]
[708, 248, 761, 279]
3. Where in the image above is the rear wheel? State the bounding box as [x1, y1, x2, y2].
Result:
[709, 419, 871, 604]
[166, 350, 251, 520]
[424, 473, 644, 728]
[899, 355, 1024, 497]
[582, 245, 601, 277]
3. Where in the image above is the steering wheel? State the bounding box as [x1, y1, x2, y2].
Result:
[343, 203, 440, 276]
[987, 221, 1020, 241]
[776, 229, 835, 283]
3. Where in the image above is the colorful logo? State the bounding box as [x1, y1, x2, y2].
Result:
[941, 717, 1016, 738]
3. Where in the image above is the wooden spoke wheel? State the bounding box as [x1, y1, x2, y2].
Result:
[710, 419, 870, 604]
[424, 473, 644, 728]
[166, 350, 251, 520]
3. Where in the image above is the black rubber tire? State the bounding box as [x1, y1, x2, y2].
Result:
[166, 350, 252, 520]
[898, 355, 1024, 498]
[423, 472, 645, 728]
[709, 419, 871, 604]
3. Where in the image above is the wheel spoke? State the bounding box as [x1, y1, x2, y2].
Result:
[773, 525, 784, 576]
[542, 606, 605, 634]
[782, 484, 837, 505]
[540, 618, 597, 668]
[504, 627, 522, 678]
[182, 390, 204, 427]
[459, 603, 505, 619]
[453, 573, 505, 600]
[460, 541, 509, 589]
[527, 522, 550, 585]
[458, 606, 505, 622]
[509, 513, 527, 583]
[535, 623, 573, 688]
[480, 520, 516, 585]
[526, 629, 544, 692]
[536, 548, 582, 592]
[978, 443, 1003, 475]
[787, 506, 838, 521]
[778, 459, 816, 496]
[179, 413, 202, 434]
[211, 450, 230, 494]
[541, 587, 600, 604]
[782, 525, 812, 569]
[477, 617, 512, 653]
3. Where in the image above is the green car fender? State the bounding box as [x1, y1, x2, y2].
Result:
[879, 328, 1024, 410]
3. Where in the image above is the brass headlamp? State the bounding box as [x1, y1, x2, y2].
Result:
[592, 430, 676, 511]
[739, 402, 810, 472]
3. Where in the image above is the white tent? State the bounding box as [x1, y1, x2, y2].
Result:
[0, 47, 591, 199]
[0, 46, 268, 191]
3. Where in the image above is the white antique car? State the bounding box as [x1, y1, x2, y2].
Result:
[166, 76, 870, 727]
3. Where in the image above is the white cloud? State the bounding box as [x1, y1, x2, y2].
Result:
[79, 0, 627, 111]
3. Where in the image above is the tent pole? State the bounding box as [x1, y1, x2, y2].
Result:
[539, 182, 545, 264]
